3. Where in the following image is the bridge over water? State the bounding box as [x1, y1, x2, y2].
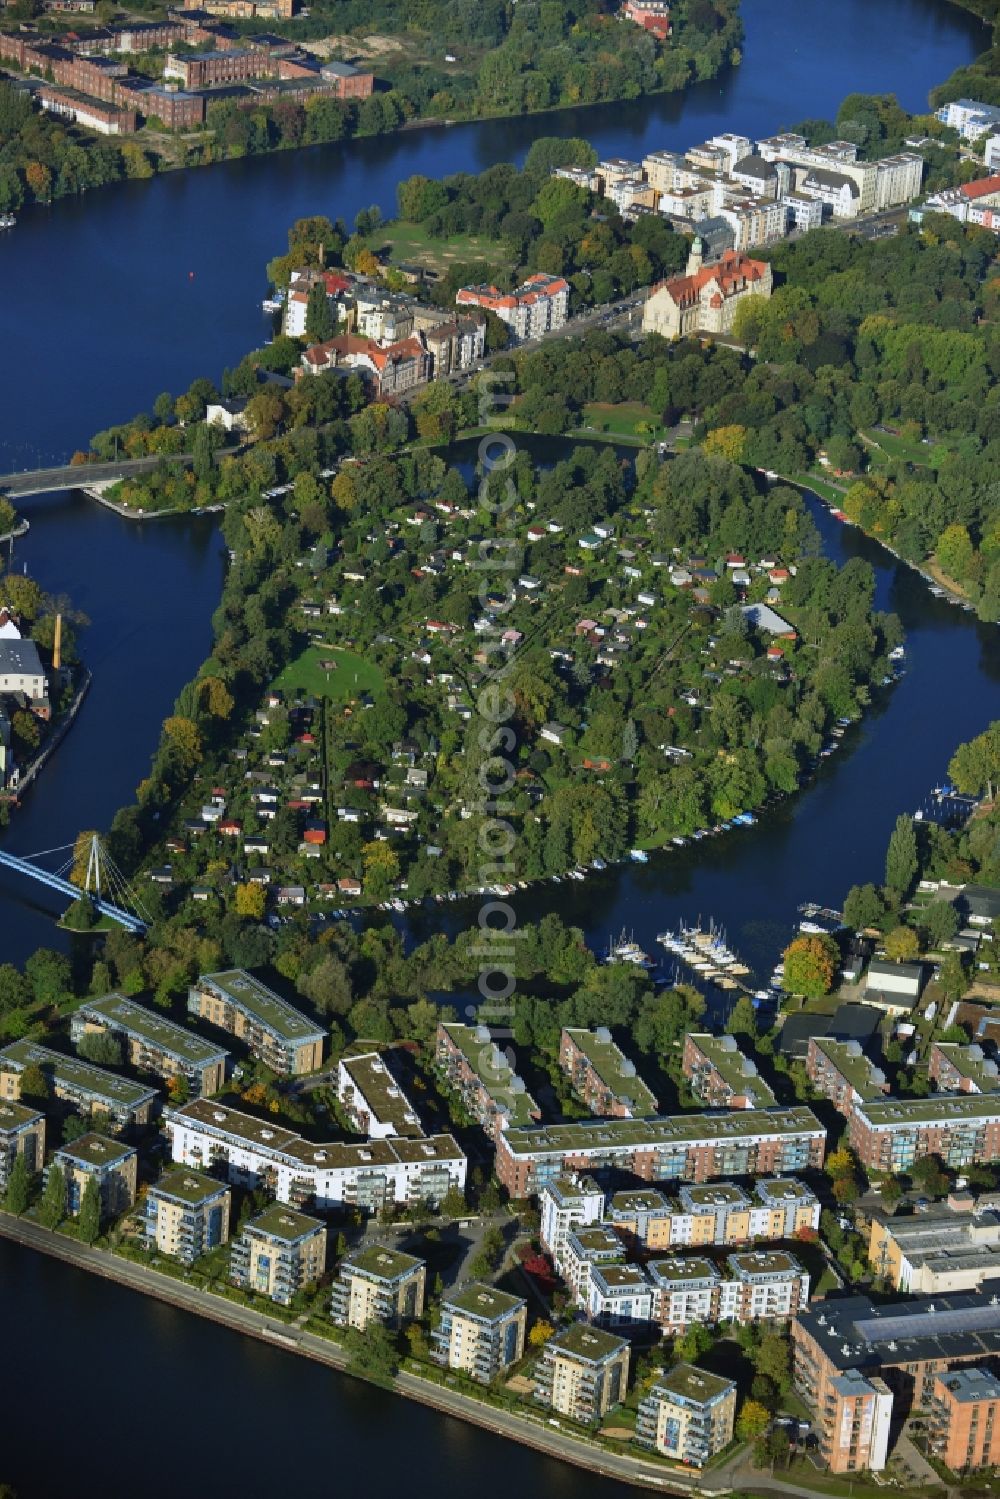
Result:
[0, 843, 147, 932]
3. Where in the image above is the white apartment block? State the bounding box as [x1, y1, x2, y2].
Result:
[539, 1174, 605, 1257]
[936, 98, 1000, 141]
[164, 1098, 465, 1213]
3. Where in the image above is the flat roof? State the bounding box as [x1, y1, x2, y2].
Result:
[55, 1132, 134, 1169]
[647, 1256, 719, 1285]
[858, 1095, 1000, 1128]
[810, 1037, 887, 1100]
[499, 1106, 823, 1157]
[0, 1100, 43, 1132]
[82, 993, 228, 1067]
[608, 1188, 670, 1215]
[686, 1033, 775, 1106]
[546, 1174, 603, 1204]
[167, 1098, 463, 1170]
[797, 1290, 1000, 1373]
[562, 1028, 658, 1115]
[438, 1023, 538, 1128]
[0, 1040, 158, 1110]
[592, 1264, 650, 1291]
[653, 1363, 735, 1405]
[197, 970, 326, 1045]
[549, 1323, 628, 1362]
[934, 1042, 1000, 1094]
[246, 1204, 325, 1242]
[340, 1243, 424, 1282]
[340, 1052, 423, 1137]
[682, 1182, 749, 1209]
[568, 1226, 626, 1257]
[937, 1366, 1000, 1403]
[728, 1249, 802, 1279]
[444, 1282, 525, 1321]
[756, 1177, 815, 1203]
[151, 1167, 229, 1206]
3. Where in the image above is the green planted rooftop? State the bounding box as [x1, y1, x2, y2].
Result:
[341, 1243, 425, 1282]
[500, 1106, 822, 1156]
[654, 1363, 734, 1405]
[569, 1226, 626, 1257]
[0, 1040, 158, 1110]
[729, 1249, 801, 1278]
[438, 1022, 539, 1128]
[562, 1028, 658, 1116]
[548, 1323, 629, 1362]
[151, 1167, 228, 1206]
[55, 1133, 134, 1169]
[647, 1256, 719, 1285]
[811, 1037, 887, 1101]
[245, 1204, 325, 1243]
[444, 1282, 525, 1322]
[608, 1189, 670, 1215]
[934, 1043, 1000, 1096]
[0, 1100, 43, 1132]
[686, 1033, 775, 1106]
[859, 1095, 1000, 1127]
[197, 970, 326, 1044]
[81, 994, 228, 1067]
[340, 1052, 423, 1137]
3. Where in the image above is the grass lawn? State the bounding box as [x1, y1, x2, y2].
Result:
[791, 472, 847, 505]
[376, 221, 512, 276]
[860, 428, 950, 468]
[580, 402, 666, 441]
[272, 645, 385, 703]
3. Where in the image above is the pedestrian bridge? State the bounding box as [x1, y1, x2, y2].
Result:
[0, 846, 147, 932]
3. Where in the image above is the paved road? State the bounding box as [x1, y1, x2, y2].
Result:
[0, 1210, 709, 1494]
[0, 446, 240, 498]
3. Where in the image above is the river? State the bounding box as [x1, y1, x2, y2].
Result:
[0, 2, 995, 1496]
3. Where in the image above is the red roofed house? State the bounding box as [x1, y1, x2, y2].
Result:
[301, 333, 429, 395]
[642, 239, 772, 340]
[621, 0, 671, 39]
[456, 273, 569, 343]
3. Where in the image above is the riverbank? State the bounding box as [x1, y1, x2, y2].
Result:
[0, 1208, 717, 1496]
[4, 666, 91, 808]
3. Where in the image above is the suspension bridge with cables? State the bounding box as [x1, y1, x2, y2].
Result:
[0, 836, 150, 933]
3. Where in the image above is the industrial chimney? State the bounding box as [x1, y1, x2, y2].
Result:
[52, 612, 62, 672]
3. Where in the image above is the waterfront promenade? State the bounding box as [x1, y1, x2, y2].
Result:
[0, 1210, 717, 1495]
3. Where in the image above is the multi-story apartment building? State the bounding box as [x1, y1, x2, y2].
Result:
[143, 1168, 231, 1263]
[72, 993, 228, 1098]
[792, 1290, 1000, 1472]
[534, 1324, 630, 1424]
[0, 1040, 158, 1129]
[539, 1174, 605, 1256]
[163, 46, 266, 89]
[432, 1284, 527, 1382]
[558, 1225, 626, 1298]
[494, 1106, 826, 1197]
[929, 1042, 1000, 1095]
[336, 1052, 423, 1139]
[605, 1177, 820, 1252]
[719, 1250, 809, 1323]
[435, 1022, 540, 1141]
[558, 1028, 658, 1118]
[38, 88, 138, 135]
[330, 1245, 426, 1329]
[935, 98, 1000, 141]
[455, 273, 569, 344]
[930, 1367, 1000, 1472]
[805, 1037, 889, 1118]
[681, 1033, 776, 1110]
[421, 317, 485, 378]
[868, 1203, 1000, 1293]
[50, 1134, 137, 1219]
[647, 1256, 721, 1333]
[636, 1364, 737, 1465]
[647, 1250, 808, 1331]
[187, 970, 325, 1076]
[755, 134, 922, 215]
[848, 1094, 1000, 1172]
[230, 1205, 326, 1303]
[585, 1263, 655, 1325]
[0, 1101, 45, 1191]
[165, 1098, 466, 1212]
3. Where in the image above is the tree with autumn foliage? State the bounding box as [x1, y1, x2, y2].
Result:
[529, 1319, 555, 1347]
[781, 934, 839, 998]
[736, 1398, 771, 1442]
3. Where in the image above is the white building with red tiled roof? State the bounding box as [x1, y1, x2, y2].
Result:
[456, 273, 569, 343]
[641, 240, 772, 340]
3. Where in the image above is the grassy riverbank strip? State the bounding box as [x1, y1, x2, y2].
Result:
[0, 1210, 707, 1495]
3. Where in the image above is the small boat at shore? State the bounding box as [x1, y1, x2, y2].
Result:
[0, 213, 15, 230]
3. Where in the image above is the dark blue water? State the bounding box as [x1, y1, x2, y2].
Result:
[0, 0, 986, 466]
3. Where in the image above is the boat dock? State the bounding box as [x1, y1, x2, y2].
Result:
[656, 921, 760, 996]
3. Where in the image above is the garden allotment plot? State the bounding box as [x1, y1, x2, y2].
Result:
[271, 645, 386, 703]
